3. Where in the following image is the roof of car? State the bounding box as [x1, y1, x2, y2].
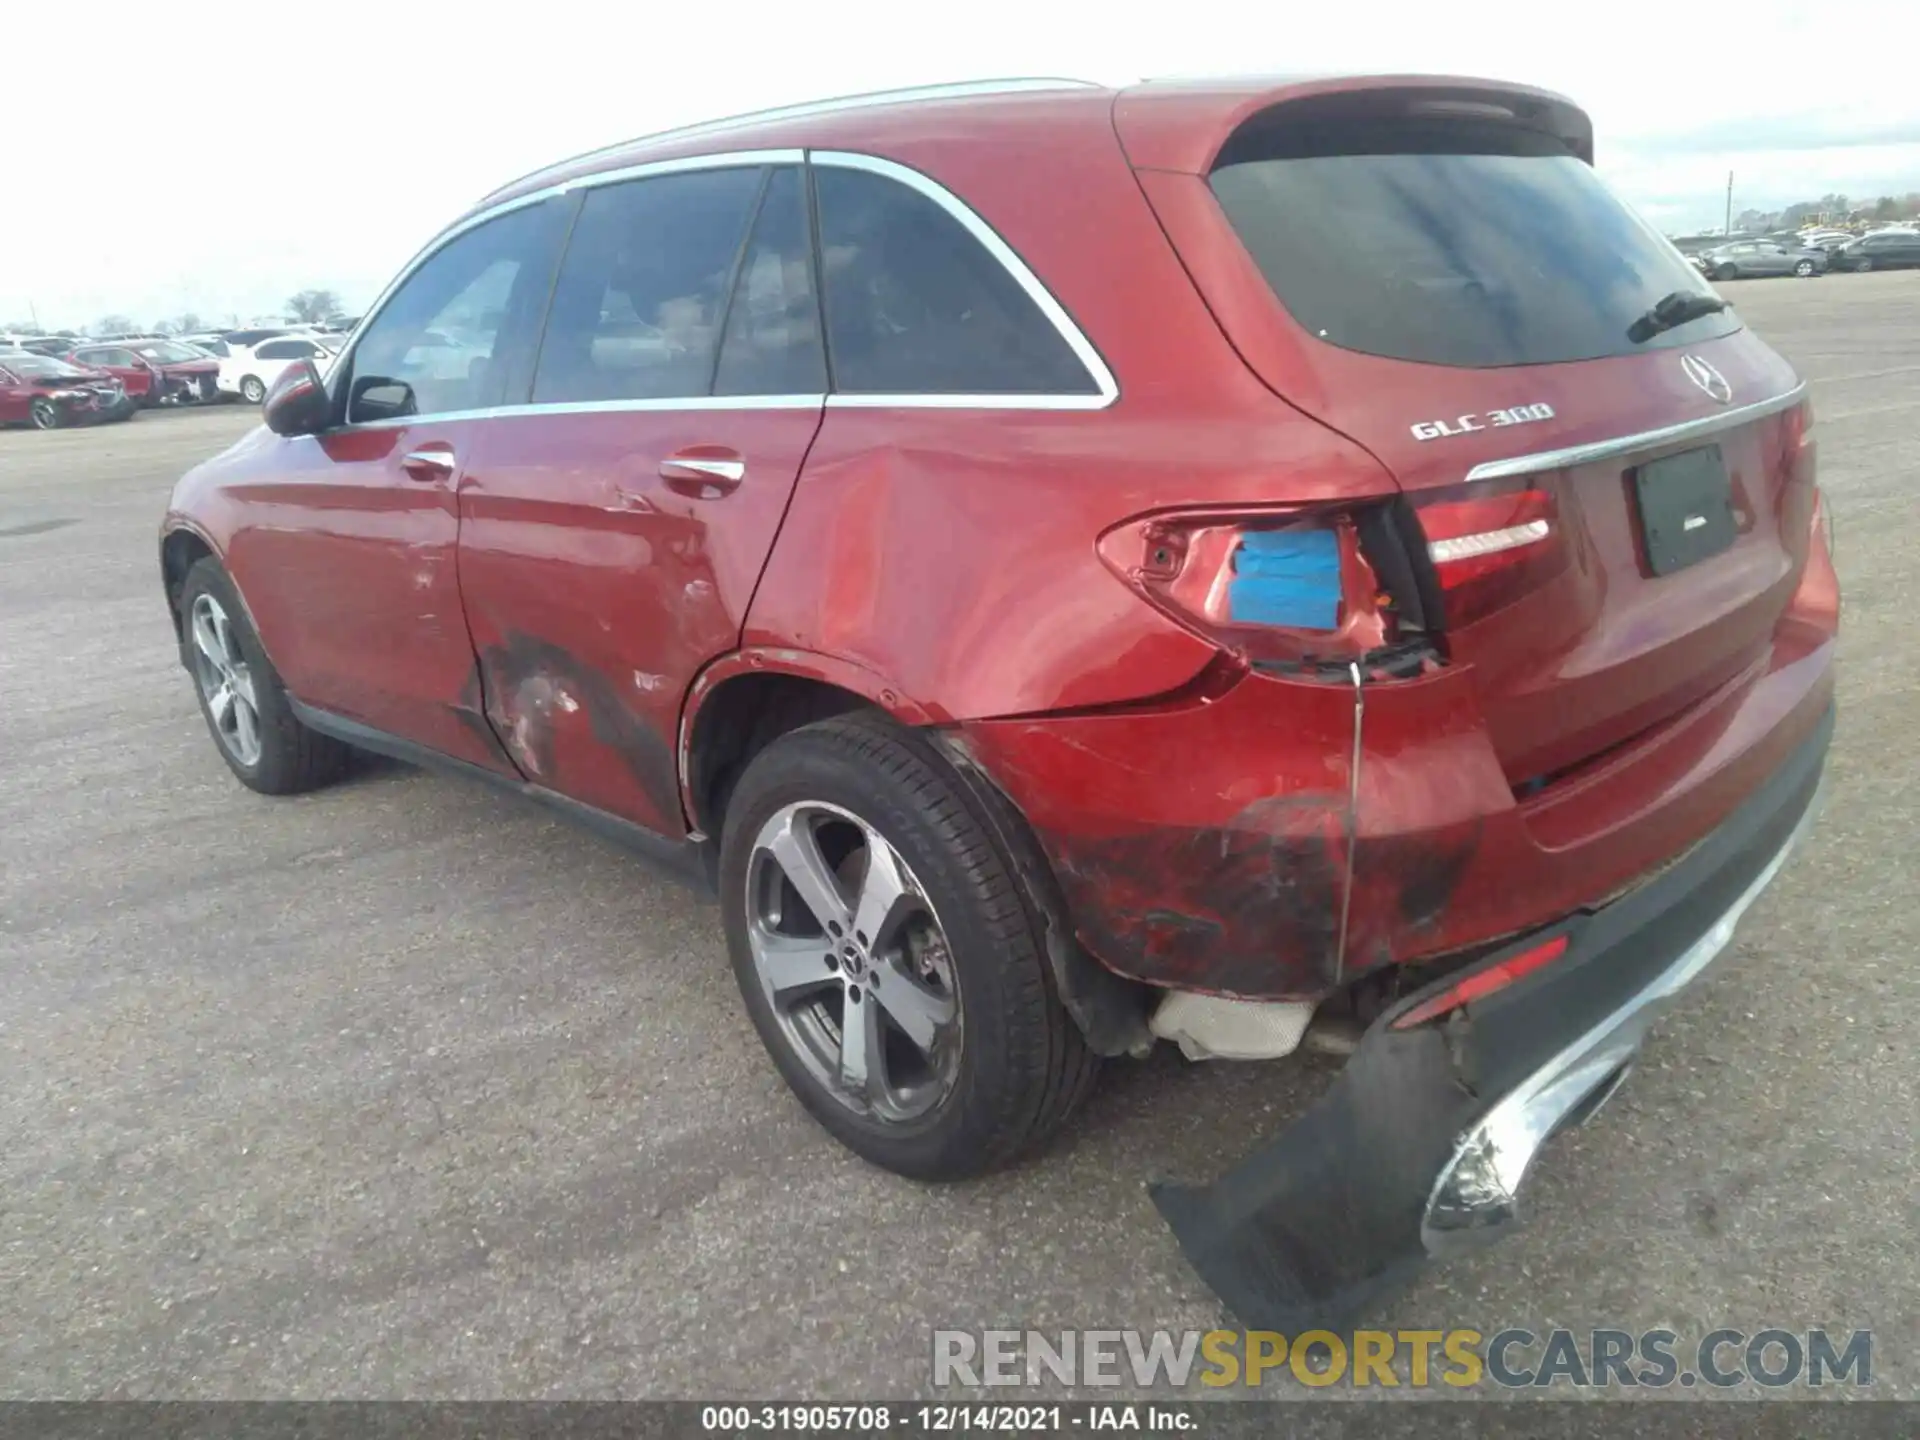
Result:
[470, 72, 1590, 216]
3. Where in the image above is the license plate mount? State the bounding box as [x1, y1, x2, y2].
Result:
[1632, 445, 1736, 577]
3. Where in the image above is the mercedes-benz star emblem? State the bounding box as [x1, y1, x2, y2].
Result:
[1680, 354, 1733, 405]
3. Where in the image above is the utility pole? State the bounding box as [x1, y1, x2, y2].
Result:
[1725, 171, 1734, 235]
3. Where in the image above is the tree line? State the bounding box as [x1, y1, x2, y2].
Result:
[4, 289, 345, 338]
[1734, 191, 1920, 233]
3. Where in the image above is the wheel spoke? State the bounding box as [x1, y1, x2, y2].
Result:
[206, 680, 234, 727]
[229, 665, 258, 710]
[766, 812, 851, 933]
[838, 989, 883, 1100]
[754, 930, 839, 1000]
[191, 609, 226, 672]
[875, 973, 956, 1054]
[231, 698, 260, 760]
[850, 833, 915, 954]
[214, 611, 243, 671]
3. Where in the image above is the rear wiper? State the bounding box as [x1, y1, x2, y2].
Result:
[1627, 290, 1730, 344]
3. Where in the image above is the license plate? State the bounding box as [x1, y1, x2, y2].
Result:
[1631, 445, 1736, 577]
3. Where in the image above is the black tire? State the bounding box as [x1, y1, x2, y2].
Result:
[1854, 256, 1873, 273]
[719, 712, 1097, 1180]
[240, 375, 266, 404]
[28, 397, 60, 430]
[178, 557, 352, 795]
[1711, 263, 1737, 281]
[1795, 259, 1816, 277]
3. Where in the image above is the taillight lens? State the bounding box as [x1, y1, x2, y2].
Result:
[1098, 507, 1394, 666]
[1413, 479, 1566, 628]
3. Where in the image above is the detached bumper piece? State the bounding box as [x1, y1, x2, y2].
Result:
[1153, 704, 1832, 1331]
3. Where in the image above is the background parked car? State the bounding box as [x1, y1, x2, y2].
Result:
[1695, 238, 1827, 279]
[1830, 229, 1920, 271]
[68, 339, 220, 405]
[219, 333, 339, 404]
[0, 353, 131, 429]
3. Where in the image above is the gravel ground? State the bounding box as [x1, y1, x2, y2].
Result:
[1, 273, 1915, 1400]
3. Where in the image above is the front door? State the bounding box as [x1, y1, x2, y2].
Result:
[223, 198, 571, 765]
[457, 163, 827, 834]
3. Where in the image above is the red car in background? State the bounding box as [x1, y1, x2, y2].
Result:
[157, 75, 1837, 1330]
[69, 338, 220, 405]
[0, 353, 131, 428]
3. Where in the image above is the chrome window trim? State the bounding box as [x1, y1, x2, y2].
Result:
[810, 150, 1118, 411]
[342, 394, 827, 431]
[332, 143, 1118, 431]
[1463, 381, 1808, 482]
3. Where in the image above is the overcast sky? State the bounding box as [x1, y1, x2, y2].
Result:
[7, 0, 1916, 330]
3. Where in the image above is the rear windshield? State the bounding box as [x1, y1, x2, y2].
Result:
[1210, 117, 1742, 368]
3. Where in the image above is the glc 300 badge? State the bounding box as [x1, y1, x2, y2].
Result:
[1410, 402, 1556, 442]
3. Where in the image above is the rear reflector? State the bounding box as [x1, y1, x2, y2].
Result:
[1390, 933, 1570, 1029]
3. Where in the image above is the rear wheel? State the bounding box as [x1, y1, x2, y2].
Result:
[28, 398, 59, 430]
[1853, 256, 1874, 273]
[1711, 263, 1738, 280]
[719, 713, 1097, 1180]
[179, 558, 352, 794]
[1795, 259, 1816, 277]
[240, 375, 266, 404]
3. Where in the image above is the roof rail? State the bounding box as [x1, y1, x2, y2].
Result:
[476, 77, 1103, 205]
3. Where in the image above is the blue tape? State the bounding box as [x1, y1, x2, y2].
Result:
[1227, 530, 1341, 631]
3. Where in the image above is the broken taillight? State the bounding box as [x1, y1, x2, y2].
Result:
[1413, 479, 1566, 628]
[1099, 507, 1395, 667]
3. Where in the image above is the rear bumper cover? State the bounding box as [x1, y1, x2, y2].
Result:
[1152, 702, 1831, 1330]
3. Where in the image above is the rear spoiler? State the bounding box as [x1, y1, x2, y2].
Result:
[1113, 74, 1595, 173]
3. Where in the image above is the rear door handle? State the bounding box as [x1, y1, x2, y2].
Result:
[401, 445, 457, 483]
[659, 447, 745, 498]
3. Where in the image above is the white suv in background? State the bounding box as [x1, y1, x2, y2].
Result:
[219, 334, 341, 404]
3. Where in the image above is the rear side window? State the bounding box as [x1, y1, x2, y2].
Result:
[532, 167, 764, 404]
[1210, 117, 1743, 368]
[813, 165, 1098, 396]
[254, 340, 306, 360]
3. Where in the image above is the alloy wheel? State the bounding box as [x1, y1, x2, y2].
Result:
[29, 398, 58, 430]
[745, 801, 962, 1124]
[189, 592, 264, 767]
[242, 377, 266, 404]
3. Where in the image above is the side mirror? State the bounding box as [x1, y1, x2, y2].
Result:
[262, 360, 329, 435]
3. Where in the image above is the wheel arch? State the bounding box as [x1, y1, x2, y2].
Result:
[678, 648, 942, 838]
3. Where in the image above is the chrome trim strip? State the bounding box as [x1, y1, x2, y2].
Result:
[1420, 774, 1827, 1257]
[811, 150, 1119, 410]
[1463, 381, 1807, 482]
[339, 393, 826, 432]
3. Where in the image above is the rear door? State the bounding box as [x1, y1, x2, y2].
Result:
[0, 364, 28, 423]
[456, 161, 827, 835]
[1144, 100, 1811, 786]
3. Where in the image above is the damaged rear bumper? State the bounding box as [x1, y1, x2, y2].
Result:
[1153, 702, 1831, 1330]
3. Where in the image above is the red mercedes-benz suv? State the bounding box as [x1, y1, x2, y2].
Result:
[159, 75, 1837, 1327]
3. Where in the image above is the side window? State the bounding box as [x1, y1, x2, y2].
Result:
[813, 164, 1099, 397]
[531, 167, 763, 404]
[346, 200, 564, 424]
[713, 166, 826, 396]
[254, 340, 298, 360]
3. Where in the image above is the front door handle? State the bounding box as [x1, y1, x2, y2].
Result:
[659, 447, 745, 498]
[401, 445, 457, 483]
